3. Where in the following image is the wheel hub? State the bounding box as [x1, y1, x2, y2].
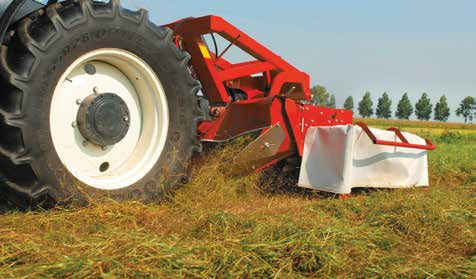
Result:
[77, 93, 131, 146]
[50, 49, 169, 190]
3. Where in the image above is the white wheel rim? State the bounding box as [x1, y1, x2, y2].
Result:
[50, 49, 169, 190]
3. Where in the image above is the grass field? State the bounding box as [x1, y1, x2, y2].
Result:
[0, 119, 474, 278]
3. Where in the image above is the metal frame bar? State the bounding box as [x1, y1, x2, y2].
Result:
[165, 15, 311, 103]
[355, 122, 436, 150]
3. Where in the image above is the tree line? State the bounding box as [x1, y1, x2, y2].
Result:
[311, 85, 475, 123]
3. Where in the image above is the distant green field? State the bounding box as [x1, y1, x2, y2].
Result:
[355, 118, 476, 130]
[0, 120, 474, 278]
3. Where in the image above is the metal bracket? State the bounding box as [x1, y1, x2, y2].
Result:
[230, 123, 285, 175]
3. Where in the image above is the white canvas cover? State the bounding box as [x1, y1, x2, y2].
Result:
[298, 125, 429, 194]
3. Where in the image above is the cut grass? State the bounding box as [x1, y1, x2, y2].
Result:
[0, 120, 474, 278]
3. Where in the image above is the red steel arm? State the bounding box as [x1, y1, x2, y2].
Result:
[164, 16, 311, 103]
[355, 122, 436, 151]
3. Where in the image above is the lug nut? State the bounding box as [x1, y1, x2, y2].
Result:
[93, 87, 100, 94]
[101, 146, 108, 151]
[123, 116, 129, 122]
[76, 99, 82, 105]
[85, 64, 96, 75]
[82, 140, 88, 147]
[71, 121, 78, 128]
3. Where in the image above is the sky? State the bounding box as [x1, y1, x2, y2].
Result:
[123, 0, 475, 122]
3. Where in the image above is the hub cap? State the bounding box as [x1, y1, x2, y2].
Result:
[77, 93, 131, 146]
[50, 49, 169, 190]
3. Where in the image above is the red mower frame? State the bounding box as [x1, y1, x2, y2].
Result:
[164, 16, 433, 170]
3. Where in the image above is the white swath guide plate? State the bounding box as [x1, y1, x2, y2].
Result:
[299, 125, 429, 194]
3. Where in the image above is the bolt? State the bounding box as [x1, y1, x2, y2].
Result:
[85, 64, 96, 75]
[82, 140, 88, 147]
[76, 99, 82, 105]
[93, 87, 100, 94]
[71, 121, 78, 128]
[101, 146, 108, 151]
[263, 142, 271, 148]
[123, 116, 129, 122]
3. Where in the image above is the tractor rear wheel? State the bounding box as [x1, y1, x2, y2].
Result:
[0, 0, 202, 208]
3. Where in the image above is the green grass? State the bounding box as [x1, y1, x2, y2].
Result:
[355, 118, 476, 130]
[0, 120, 474, 278]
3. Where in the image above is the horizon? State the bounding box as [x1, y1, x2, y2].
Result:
[124, 0, 475, 122]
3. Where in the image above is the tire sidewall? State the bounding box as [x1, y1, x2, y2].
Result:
[25, 16, 196, 203]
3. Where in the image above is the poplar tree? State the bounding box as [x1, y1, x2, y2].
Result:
[434, 95, 450, 122]
[327, 94, 336, 108]
[376, 92, 392, 119]
[358, 91, 373, 117]
[343, 96, 354, 111]
[415, 93, 433, 121]
[395, 93, 413, 120]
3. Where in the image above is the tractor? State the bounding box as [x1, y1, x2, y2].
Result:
[0, 0, 434, 209]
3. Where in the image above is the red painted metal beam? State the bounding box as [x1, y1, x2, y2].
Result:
[218, 61, 276, 81]
[166, 16, 302, 72]
[165, 16, 311, 103]
[355, 122, 436, 151]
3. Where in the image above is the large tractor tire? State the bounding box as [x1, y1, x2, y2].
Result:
[0, 0, 202, 208]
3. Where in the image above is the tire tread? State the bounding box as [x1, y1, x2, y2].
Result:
[0, 0, 203, 209]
